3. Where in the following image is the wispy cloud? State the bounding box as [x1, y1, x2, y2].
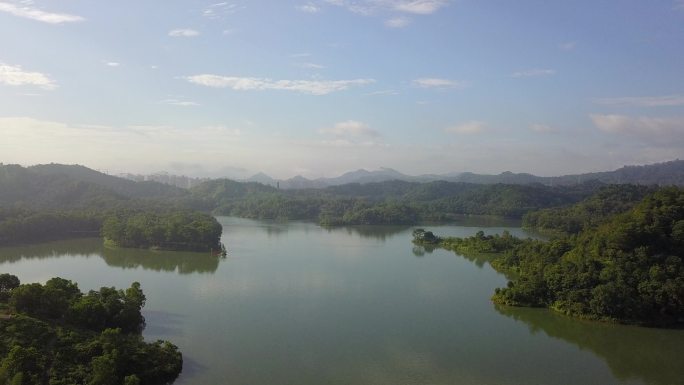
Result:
[445, 121, 485, 134]
[365, 89, 399, 96]
[0, 117, 244, 169]
[320, 120, 379, 137]
[593, 95, 684, 107]
[0, 1, 84, 24]
[202, 2, 241, 19]
[591, 114, 684, 146]
[324, 0, 374, 15]
[317, 120, 382, 147]
[512, 68, 556, 78]
[385, 16, 411, 28]
[168, 29, 200, 37]
[295, 62, 326, 69]
[324, 0, 448, 16]
[530, 123, 555, 133]
[158, 99, 200, 107]
[0, 62, 56, 90]
[413, 77, 464, 89]
[394, 0, 448, 14]
[185, 75, 374, 95]
[559, 41, 577, 51]
[297, 3, 320, 13]
[105, 62, 120, 67]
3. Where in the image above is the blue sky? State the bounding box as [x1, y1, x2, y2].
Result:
[1, 0, 683, 178]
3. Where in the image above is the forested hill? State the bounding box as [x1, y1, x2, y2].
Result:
[28, 164, 187, 199]
[447, 159, 684, 186]
[0, 164, 187, 209]
[417, 186, 684, 327]
[189, 178, 604, 224]
[0, 165, 221, 250]
[242, 159, 684, 189]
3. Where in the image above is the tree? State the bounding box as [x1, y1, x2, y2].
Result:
[0, 274, 19, 302]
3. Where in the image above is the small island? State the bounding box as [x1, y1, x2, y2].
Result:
[0, 274, 182, 384]
[102, 210, 225, 253]
[414, 187, 684, 327]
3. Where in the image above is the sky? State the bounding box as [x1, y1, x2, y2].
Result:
[1, 0, 684, 179]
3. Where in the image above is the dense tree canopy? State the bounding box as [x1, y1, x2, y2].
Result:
[0, 275, 182, 385]
[194, 180, 602, 225]
[102, 210, 223, 252]
[417, 186, 684, 327]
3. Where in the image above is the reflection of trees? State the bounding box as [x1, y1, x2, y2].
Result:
[0, 238, 221, 275]
[101, 247, 220, 274]
[495, 305, 684, 385]
[412, 244, 436, 257]
[337, 225, 410, 241]
[0, 238, 102, 264]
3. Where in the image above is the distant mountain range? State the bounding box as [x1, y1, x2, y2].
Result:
[2, 160, 683, 210]
[240, 160, 684, 189]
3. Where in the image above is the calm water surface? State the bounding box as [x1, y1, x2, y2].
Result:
[0, 217, 682, 385]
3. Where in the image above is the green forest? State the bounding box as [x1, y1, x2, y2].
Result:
[0, 165, 223, 251]
[101, 211, 223, 252]
[415, 186, 684, 327]
[188, 178, 602, 225]
[0, 274, 182, 385]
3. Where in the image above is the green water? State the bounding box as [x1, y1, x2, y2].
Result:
[0, 217, 682, 385]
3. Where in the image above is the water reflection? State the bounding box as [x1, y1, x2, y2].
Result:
[332, 225, 410, 241]
[496, 305, 684, 385]
[0, 238, 102, 263]
[101, 246, 220, 274]
[411, 243, 495, 269]
[0, 238, 222, 274]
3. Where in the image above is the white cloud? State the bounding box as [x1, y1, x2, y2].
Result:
[296, 62, 326, 69]
[319, 120, 379, 137]
[202, 2, 241, 19]
[593, 95, 684, 107]
[324, 0, 374, 15]
[185, 75, 374, 95]
[445, 121, 485, 134]
[311, 120, 383, 147]
[559, 41, 577, 51]
[413, 77, 464, 89]
[385, 16, 411, 28]
[168, 29, 200, 37]
[393, 0, 448, 14]
[365, 89, 399, 96]
[591, 114, 684, 146]
[512, 68, 556, 78]
[324, 0, 448, 15]
[297, 3, 320, 13]
[0, 62, 56, 90]
[105, 62, 120, 67]
[158, 99, 200, 107]
[530, 123, 554, 133]
[0, 1, 84, 24]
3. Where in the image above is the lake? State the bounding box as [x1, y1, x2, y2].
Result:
[1, 217, 682, 385]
